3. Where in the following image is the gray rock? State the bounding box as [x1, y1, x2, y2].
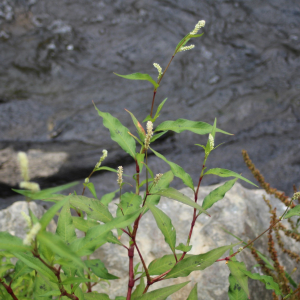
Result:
[90, 183, 299, 299]
[0, 201, 56, 239]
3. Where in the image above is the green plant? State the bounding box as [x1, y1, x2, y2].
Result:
[1, 20, 299, 300]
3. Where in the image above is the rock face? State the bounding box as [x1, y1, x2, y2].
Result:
[0, 1, 299, 206]
[0, 183, 299, 299]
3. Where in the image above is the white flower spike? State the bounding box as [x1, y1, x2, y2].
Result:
[178, 45, 195, 52]
[190, 20, 205, 35]
[153, 63, 163, 79]
[144, 121, 153, 150]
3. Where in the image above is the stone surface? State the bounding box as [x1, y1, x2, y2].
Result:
[0, 200, 56, 238]
[89, 182, 299, 299]
[0, 0, 299, 207]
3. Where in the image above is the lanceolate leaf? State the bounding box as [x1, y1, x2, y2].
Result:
[283, 205, 300, 219]
[202, 178, 238, 210]
[85, 259, 118, 280]
[100, 191, 117, 206]
[83, 182, 98, 199]
[69, 194, 113, 223]
[37, 231, 86, 270]
[61, 277, 94, 285]
[165, 243, 240, 279]
[94, 105, 136, 159]
[132, 277, 145, 299]
[0, 232, 31, 252]
[242, 271, 282, 295]
[56, 200, 76, 245]
[153, 187, 210, 216]
[228, 273, 248, 300]
[118, 193, 142, 216]
[148, 254, 182, 275]
[73, 209, 142, 256]
[13, 253, 57, 282]
[136, 153, 145, 173]
[227, 261, 249, 298]
[71, 217, 98, 232]
[143, 98, 168, 123]
[150, 148, 194, 191]
[204, 168, 258, 187]
[12, 181, 78, 200]
[39, 195, 70, 231]
[186, 283, 198, 300]
[114, 72, 159, 89]
[150, 131, 168, 143]
[84, 293, 110, 300]
[147, 170, 174, 206]
[11, 260, 33, 281]
[134, 281, 189, 300]
[125, 109, 146, 141]
[155, 119, 231, 135]
[147, 203, 176, 253]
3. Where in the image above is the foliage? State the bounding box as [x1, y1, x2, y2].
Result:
[1, 19, 298, 300]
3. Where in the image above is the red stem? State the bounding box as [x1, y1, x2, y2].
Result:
[126, 244, 135, 300]
[0, 279, 18, 300]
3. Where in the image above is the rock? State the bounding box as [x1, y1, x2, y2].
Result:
[0, 201, 56, 239]
[90, 183, 299, 299]
[0, 0, 299, 203]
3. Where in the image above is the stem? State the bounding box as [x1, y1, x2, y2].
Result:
[126, 244, 135, 300]
[216, 198, 294, 262]
[145, 151, 149, 194]
[136, 159, 140, 195]
[0, 279, 18, 300]
[82, 170, 95, 196]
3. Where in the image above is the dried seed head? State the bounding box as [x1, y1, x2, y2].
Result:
[18, 152, 30, 181]
[144, 121, 153, 150]
[190, 20, 205, 35]
[178, 45, 195, 52]
[117, 166, 123, 187]
[153, 63, 163, 79]
[23, 222, 41, 246]
[20, 181, 40, 192]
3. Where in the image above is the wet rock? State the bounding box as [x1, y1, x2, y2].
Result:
[0, 0, 299, 204]
[90, 183, 299, 299]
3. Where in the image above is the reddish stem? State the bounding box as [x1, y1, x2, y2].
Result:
[0, 279, 18, 300]
[126, 244, 135, 300]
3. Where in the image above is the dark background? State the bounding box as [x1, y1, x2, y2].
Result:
[0, 0, 300, 207]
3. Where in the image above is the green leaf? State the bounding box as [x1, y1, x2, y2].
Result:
[61, 277, 94, 285]
[152, 187, 210, 216]
[132, 277, 145, 299]
[148, 254, 182, 276]
[100, 191, 117, 206]
[83, 182, 98, 199]
[175, 33, 190, 53]
[93, 166, 119, 173]
[12, 260, 33, 281]
[175, 243, 192, 253]
[228, 273, 248, 300]
[202, 178, 238, 210]
[135, 281, 189, 300]
[147, 203, 176, 253]
[134, 262, 141, 276]
[284, 205, 300, 219]
[94, 105, 136, 159]
[205, 118, 217, 155]
[39, 195, 70, 231]
[33, 274, 56, 298]
[155, 119, 231, 135]
[150, 148, 194, 191]
[85, 259, 118, 280]
[243, 270, 282, 296]
[186, 283, 198, 300]
[73, 209, 142, 256]
[13, 252, 57, 282]
[136, 153, 145, 173]
[204, 168, 258, 187]
[114, 72, 159, 89]
[72, 217, 98, 232]
[69, 194, 113, 223]
[39, 290, 61, 297]
[125, 109, 146, 141]
[37, 231, 86, 270]
[165, 243, 240, 279]
[12, 181, 78, 200]
[84, 293, 110, 300]
[0, 232, 31, 252]
[143, 98, 168, 123]
[56, 200, 77, 244]
[227, 261, 249, 298]
[147, 171, 174, 206]
[150, 131, 168, 143]
[118, 193, 143, 216]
